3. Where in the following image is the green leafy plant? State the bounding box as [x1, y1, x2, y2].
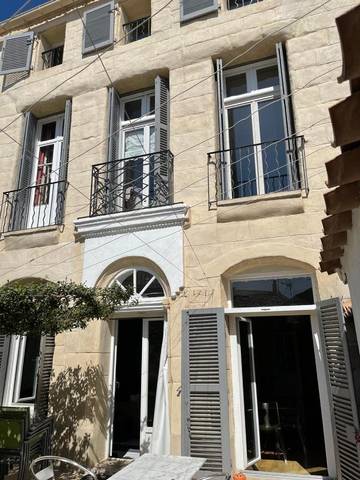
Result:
[0, 281, 132, 336]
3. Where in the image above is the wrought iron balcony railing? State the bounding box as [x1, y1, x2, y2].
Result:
[228, 0, 263, 10]
[0, 181, 68, 234]
[42, 45, 64, 69]
[123, 17, 151, 44]
[207, 136, 308, 207]
[90, 150, 174, 217]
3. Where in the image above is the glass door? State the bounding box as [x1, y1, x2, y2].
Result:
[140, 318, 164, 453]
[238, 318, 261, 467]
[28, 116, 64, 228]
[122, 125, 155, 210]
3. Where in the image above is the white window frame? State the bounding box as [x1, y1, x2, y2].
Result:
[28, 113, 64, 228]
[223, 58, 287, 198]
[3, 336, 40, 409]
[119, 91, 156, 208]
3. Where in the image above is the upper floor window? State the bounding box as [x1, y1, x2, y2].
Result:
[210, 43, 307, 206]
[180, 0, 218, 22]
[228, 0, 263, 10]
[122, 0, 151, 44]
[39, 24, 65, 70]
[82, 1, 115, 54]
[0, 101, 72, 235]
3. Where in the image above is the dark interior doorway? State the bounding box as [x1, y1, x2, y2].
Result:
[112, 318, 142, 457]
[246, 315, 328, 476]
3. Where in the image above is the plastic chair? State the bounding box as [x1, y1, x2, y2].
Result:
[30, 456, 97, 480]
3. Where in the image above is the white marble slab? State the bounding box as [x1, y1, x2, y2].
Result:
[108, 454, 206, 480]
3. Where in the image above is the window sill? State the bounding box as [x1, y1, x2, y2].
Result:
[217, 190, 304, 222]
[2, 225, 61, 250]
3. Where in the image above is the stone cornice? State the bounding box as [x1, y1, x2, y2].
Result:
[74, 203, 189, 240]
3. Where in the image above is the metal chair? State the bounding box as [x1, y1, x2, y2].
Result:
[30, 456, 97, 480]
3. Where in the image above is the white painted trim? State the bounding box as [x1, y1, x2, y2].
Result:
[74, 203, 188, 239]
[112, 302, 166, 318]
[225, 305, 316, 316]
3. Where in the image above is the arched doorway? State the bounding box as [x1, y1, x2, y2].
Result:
[110, 267, 168, 458]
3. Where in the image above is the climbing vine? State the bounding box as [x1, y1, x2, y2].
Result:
[0, 280, 131, 336]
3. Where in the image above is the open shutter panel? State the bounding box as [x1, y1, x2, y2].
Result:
[0, 335, 11, 405]
[215, 58, 227, 201]
[181, 0, 218, 22]
[182, 308, 231, 472]
[276, 42, 295, 138]
[55, 99, 71, 224]
[318, 298, 360, 480]
[154, 76, 171, 206]
[34, 335, 55, 421]
[104, 87, 121, 214]
[83, 1, 114, 54]
[0, 32, 34, 75]
[12, 112, 37, 231]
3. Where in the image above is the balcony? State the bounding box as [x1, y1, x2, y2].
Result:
[123, 17, 151, 43]
[90, 150, 174, 217]
[207, 136, 308, 207]
[228, 0, 263, 10]
[0, 181, 67, 234]
[42, 45, 64, 69]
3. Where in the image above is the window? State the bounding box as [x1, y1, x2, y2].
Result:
[223, 59, 291, 198]
[228, 0, 263, 10]
[82, 1, 115, 54]
[39, 24, 65, 70]
[12, 336, 41, 404]
[120, 91, 156, 210]
[113, 268, 165, 302]
[232, 276, 314, 307]
[180, 0, 218, 22]
[123, 17, 151, 43]
[0, 101, 72, 234]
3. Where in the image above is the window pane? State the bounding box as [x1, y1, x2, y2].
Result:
[142, 278, 164, 298]
[228, 105, 257, 197]
[257, 65, 279, 89]
[147, 321, 164, 427]
[232, 277, 314, 307]
[136, 270, 153, 294]
[40, 121, 56, 141]
[19, 336, 41, 401]
[226, 73, 247, 97]
[34, 144, 55, 206]
[124, 99, 142, 120]
[124, 129, 144, 157]
[121, 271, 134, 292]
[258, 99, 288, 193]
[149, 95, 155, 114]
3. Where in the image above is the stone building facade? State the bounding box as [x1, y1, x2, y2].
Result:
[0, 0, 359, 478]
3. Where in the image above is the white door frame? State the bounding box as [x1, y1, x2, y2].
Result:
[107, 311, 166, 457]
[228, 307, 336, 479]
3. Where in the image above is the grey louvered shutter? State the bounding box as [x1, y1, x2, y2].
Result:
[182, 308, 231, 472]
[318, 298, 360, 480]
[105, 87, 121, 214]
[56, 99, 72, 224]
[34, 335, 55, 421]
[13, 112, 37, 231]
[180, 0, 218, 22]
[0, 32, 34, 75]
[82, 1, 114, 54]
[0, 335, 11, 405]
[153, 76, 171, 206]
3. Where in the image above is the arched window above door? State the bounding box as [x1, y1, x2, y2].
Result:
[113, 268, 165, 303]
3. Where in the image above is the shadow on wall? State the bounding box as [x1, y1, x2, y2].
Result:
[49, 365, 111, 463]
